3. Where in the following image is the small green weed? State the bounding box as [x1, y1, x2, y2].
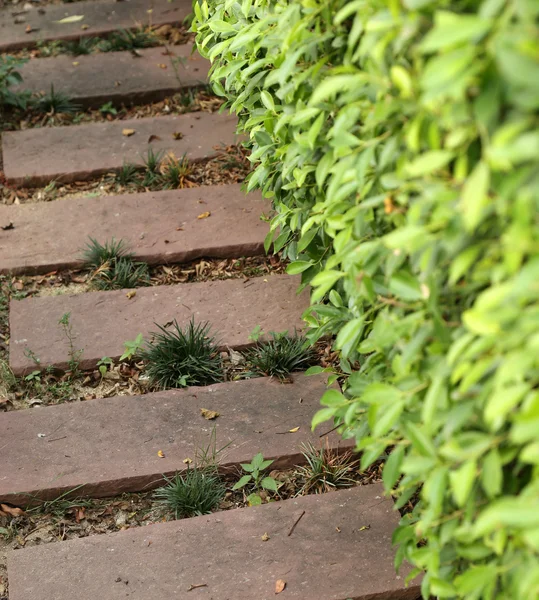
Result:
[139, 319, 222, 389]
[36, 84, 81, 115]
[93, 257, 150, 290]
[154, 467, 226, 519]
[245, 331, 315, 379]
[295, 443, 358, 495]
[160, 154, 190, 188]
[99, 101, 118, 116]
[97, 356, 114, 377]
[35, 40, 64, 57]
[120, 333, 144, 362]
[232, 452, 279, 505]
[58, 312, 83, 375]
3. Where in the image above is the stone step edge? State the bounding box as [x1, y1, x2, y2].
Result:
[6, 485, 421, 600]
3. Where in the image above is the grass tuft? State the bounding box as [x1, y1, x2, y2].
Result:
[139, 319, 223, 388]
[94, 257, 150, 290]
[63, 37, 99, 56]
[117, 162, 140, 186]
[245, 331, 315, 379]
[154, 467, 226, 519]
[82, 237, 132, 269]
[160, 153, 191, 188]
[36, 84, 81, 115]
[99, 28, 157, 52]
[295, 443, 359, 495]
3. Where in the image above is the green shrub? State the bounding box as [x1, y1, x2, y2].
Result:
[0, 55, 30, 111]
[193, 1, 539, 598]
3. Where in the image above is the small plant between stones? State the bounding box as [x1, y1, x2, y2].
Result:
[81, 237, 150, 291]
[232, 453, 279, 506]
[58, 312, 83, 376]
[139, 319, 222, 388]
[245, 331, 315, 380]
[36, 84, 81, 115]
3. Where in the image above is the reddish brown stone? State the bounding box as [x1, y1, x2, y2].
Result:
[15, 45, 209, 109]
[7, 485, 421, 600]
[0, 0, 192, 52]
[9, 274, 309, 375]
[0, 184, 269, 275]
[2, 112, 238, 186]
[0, 374, 349, 505]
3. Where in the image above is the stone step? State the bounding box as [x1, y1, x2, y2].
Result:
[9, 274, 309, 375]
[0, 184, 269, 275]
[2, 112, 239, 187]
[16, 45, 209, 110]
[0, 0, 191, 52]
[6, 485, 421, 600]
[0, 374, 344, 505]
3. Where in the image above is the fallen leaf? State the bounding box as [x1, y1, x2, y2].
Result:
[126, 290, 136, 299]
[384, 196, 395, 214]
[200, 408, 220, 420]
[289, 427, 300, 433]
[81, 24, 89, 30]
[359, 525, 371, 531]
[183, 457, 193, 464]
[157, 450, 165, 458]
[157, 63, 167, 69]
[1, 222, 14, 230]
[74, 507, 85, 523]
[275, 580, 286, 594]
[122, 128, 136, 137]
[1, 503, 25, 517]
[336, 527, 341, 532]
[72, 61, 79, 66]
[148, 134, 161, 143]
[261, 532, 270, 541]
[56, 15, 84, 23]
[25, 24, 33, 33]
[172, 131, 183, 140]
[197, 212, 211, 219]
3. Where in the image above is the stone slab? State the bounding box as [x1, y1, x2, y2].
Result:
[9, 274, 309, 375]
[0, 374, 348, 504]
[2, 112, 239, 187]
[0, 184, 269, 275]
[7, 485, 421, 600]
[0, 0, 192, 52]
[16, 45, 209, 109]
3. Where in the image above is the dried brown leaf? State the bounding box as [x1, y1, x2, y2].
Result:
[122, 128, 136, 137]
[275, 579, 286, 594]
[197, 212, 211, 220]
[200, 408, 220, 420]
[1, 503, 25, 517]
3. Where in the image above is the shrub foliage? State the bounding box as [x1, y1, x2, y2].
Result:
[193, 0, 539, 597]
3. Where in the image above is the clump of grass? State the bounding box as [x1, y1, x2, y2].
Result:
[142, 147, 164, 186]
[82, 237, 132, 269]
[139, 319, 223, 388]
[295, 443, 359, 496]
[81, 237, 149, 290]
[63, 37, 99, 56]
[154, 467, 226, 519]
[245, 331, 315, 379]
[99, 28, 157, 52]
[36, 84, 81, 115]
[116, 162, 139, 186]
[94, 257, 150, 290]
[160, 153, 191, 188]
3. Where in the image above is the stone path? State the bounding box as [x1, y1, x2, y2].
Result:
[3, 112, 239, 186]
[16, 45, 209, 109]
[0, 3, 419, 598]
[0, 185, 268, 274]
[0, 0, 192, 51]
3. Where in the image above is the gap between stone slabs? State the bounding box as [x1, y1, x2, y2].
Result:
[0, 0, 192, 52]
[2, 112, 239, 187]
[9, 274, 309, 375]
[0, 184, 269, 275]
[0, 374, 347, 505]
[6, 485, 421, 600]
[15, 45, 210, 110]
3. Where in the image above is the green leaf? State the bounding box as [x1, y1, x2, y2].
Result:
[382, 445, 405, 490]
[261, 477, 279, 492]
[247, 493, 262, 506]
[232, 474, 252, 490]
[481, 449, 502, 498]
[405, 151, 453, 177]
[421, 12, 491, 52]
[449, 460, 476, 507]
[460, 161, 490, 231]
[373, 401, 404, 437]
[286, 261, 312, 274]
[335, 317, 364, 357]
[311, 407, 337, 430]
[405, 423, 437, 458]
